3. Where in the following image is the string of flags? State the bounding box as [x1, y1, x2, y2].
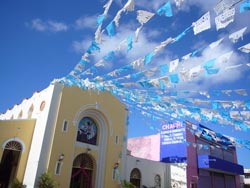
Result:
[60, 0, 250, 151]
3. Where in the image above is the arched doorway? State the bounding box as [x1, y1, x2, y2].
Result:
[70, 153, 95, 188]
[0, 141, 22, 188]
[130, 168, 141, 188]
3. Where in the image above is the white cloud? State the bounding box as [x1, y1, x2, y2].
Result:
[72, 37, 91, 54]
[28, 18, 68, 32]
[47, 20, 68, 32]
[134, 0, 167, 11]
[75, 15, 98, 30]
[29, 19, 47, 31]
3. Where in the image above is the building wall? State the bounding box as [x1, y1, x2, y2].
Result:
[127, 134, 160, 161]
[0, 120, 36, 181]
[46, 85, 128, 188]
[125, 155, 171, 188]
[186, 121, 199, 187]
[0, 82, 128, 188]
[245, 169, 250, 185]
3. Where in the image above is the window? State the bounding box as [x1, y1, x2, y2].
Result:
[18, 110, 23, 119]
[40, 101, 45, 111]
[77, 117, 98, 145]
[245, 174, 250, 179]
[130, 168, 141, 188]
[62, 120, 68, 132]
[225, 175, 235, 188]
[115, 136, 119, 144]
[223, 150, 233, 162]
[55, 161, 63, 175]
[112, 168, 116, 180]
[28, 104, 34, 119]
[210, 145, 223, 159]
[197, 139, 210, 155]
[191, 182, 197, 188]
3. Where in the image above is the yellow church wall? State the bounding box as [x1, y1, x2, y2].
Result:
[0, 120, 36, 181]
[46, 86, 127, 187]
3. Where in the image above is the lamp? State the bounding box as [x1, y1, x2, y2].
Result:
[86, 148, 91, 154]
[58, 153, 65, 161]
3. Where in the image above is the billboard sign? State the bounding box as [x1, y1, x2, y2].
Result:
[160, 121, 187, 163]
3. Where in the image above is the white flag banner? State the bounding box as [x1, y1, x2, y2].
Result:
[113, 0, 134, 27]
[215, 8, 235, 30]
[229, 27, 247, 43]
[216, 51, 233, 64]
[175, 0, 184, 8]
[209, 38, 224, 49]
[134, 25, 143, 42]
[182, 53, 191, 61]
[214, 0, 233, 15]
[225, 64, 243, 70]
[153, 38, 173, 54]
[241, 111, 250, 120]
[137, 10, 155, 25]
[103, 0, 113, 16]
[115, 39, 127, 51]
[220, 101, 232, 108]
[149, 79, 160, 87]
[238, 43, 250, 53]
[169, 59, 179, 73]
[124, 0, 134, 11]
[179, 70, 189, 81]
[230, 27, 247, 43]
[230, 111, 242, 120]
[131, 58, 144, 69]
[95, 0, 113, 43]
[95, 60, 105, 67]
[193, 12, 211, 35]
[189, 65, 202, 79]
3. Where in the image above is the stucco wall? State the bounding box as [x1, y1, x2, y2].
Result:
[46, 85, 128, 188]
[127, 134, 160, 161]
[0, 120, 36, 181]
[126, 155, 171, 188]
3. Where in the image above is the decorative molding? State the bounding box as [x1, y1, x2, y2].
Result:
[2, 137, 26, 153]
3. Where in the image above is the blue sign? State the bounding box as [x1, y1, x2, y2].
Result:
[160, 121, 187, 163]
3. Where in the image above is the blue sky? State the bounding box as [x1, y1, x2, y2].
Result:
[0, 0, 250, 167]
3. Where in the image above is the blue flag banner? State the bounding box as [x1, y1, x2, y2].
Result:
[240, 0, 250, 13]
[160, 64, 169, 76]
[106, 21, 116, 37]
[97, 14, 105, 25]
[127, 35, 133, 51]
[157, 2, 173, 17]
[144, 52, 154, 65]
[169, 73, 179, 83]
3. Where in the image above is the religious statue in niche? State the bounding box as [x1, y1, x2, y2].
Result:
[77, 117, 97, 145]
[153, 175, 161, 188]
[148, 175, 161, 188]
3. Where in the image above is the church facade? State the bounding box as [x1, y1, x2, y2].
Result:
[0, 82, 128, 188]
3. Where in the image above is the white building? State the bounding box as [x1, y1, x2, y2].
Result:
[125, 154, 187, 188]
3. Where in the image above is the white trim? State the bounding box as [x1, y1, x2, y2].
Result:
[73, 104, 113, 136]
[23, 83, 63, 188]
[2, 137, 26, 153]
